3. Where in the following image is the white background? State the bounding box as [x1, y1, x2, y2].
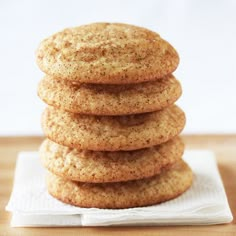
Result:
[0, 0, 236, 136]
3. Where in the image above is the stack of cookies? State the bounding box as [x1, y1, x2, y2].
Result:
[36, 23, 193, 209]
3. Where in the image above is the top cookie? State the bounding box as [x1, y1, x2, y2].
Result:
[36, 23, 179, 84]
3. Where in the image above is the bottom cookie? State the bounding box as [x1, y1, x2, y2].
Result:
[46, 160, 193, 209]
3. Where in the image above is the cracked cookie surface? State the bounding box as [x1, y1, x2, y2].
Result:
[36, 23, 179, 84]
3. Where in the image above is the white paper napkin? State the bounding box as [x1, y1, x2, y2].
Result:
[6, 150, 233, 227]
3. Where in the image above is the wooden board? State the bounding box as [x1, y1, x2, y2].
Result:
[0, 135, 235, 235]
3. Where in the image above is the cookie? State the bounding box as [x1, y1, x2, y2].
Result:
[38, 74, 182, 115]
[36, 23, 179, 84]
[46, 160, 192, 209]
[42, 105, 186, 151]
[40, 137, 184, 183]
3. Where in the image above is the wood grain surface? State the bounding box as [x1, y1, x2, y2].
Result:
[0, 135, 235, 236]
